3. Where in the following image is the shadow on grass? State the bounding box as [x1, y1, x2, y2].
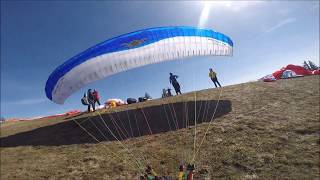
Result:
[1, 100, 231, 147]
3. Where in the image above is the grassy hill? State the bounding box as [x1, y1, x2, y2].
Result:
[1, 76, 319, 179]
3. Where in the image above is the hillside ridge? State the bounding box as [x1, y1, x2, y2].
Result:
[1, 76, 319, 179]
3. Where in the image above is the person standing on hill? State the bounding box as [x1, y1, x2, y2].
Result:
[169, 73, 182, 95]
[87, 89, 95, 112]
[92, 89, 101, 106]
[209, 68, 221, 88]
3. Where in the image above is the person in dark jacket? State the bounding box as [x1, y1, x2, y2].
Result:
[87, 89, 95, 112]
[169, 73, 182, 95]
[209, 68, 221, 88]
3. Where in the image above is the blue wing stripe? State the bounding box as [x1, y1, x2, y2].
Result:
[45, 26, 233, 100]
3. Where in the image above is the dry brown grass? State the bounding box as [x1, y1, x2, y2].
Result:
[1, 76, 319, 179]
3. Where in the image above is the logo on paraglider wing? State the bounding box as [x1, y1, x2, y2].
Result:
[122, 38, 147, 48]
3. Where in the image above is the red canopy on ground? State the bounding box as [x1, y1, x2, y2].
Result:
[272, 64, 319, 79]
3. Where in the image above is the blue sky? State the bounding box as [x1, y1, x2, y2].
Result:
[1, 1, 319, 119]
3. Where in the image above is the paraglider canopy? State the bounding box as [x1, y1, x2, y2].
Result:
[45, 26, 233, 104]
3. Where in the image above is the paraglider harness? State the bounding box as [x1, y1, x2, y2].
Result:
[178, 164, 194, 180]
[81, 94, 89, 105]
[139, 92, 152, 102]
[186, 164, 195, 180]
[140, 165, 159, 180]
[162, 88, 172, 98]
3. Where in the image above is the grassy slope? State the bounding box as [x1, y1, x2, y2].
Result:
[1, 76, 319, 179]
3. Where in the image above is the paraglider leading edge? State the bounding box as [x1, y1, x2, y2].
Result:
[45, 26, 233, 104]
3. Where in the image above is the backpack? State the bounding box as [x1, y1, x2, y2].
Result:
[81, 97, 89, 105]
[127, 98, 137, 104]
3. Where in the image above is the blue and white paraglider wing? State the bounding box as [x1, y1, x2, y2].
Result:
[45, 26, 233, 104]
